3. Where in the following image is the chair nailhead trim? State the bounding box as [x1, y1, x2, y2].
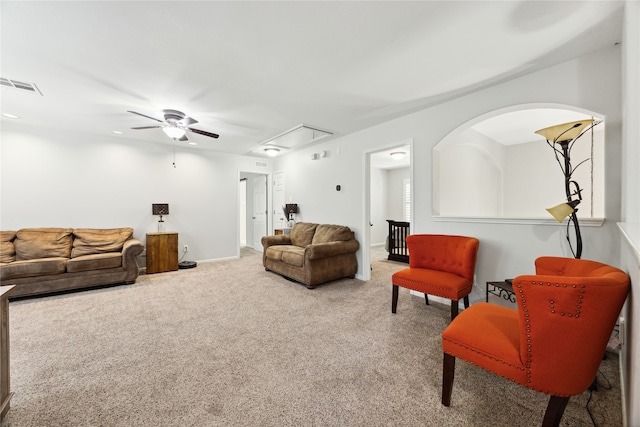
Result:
[516, 279, 590, 388]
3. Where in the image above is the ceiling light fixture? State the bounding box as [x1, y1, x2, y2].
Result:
[1, 113, 20, 119]
[112, 130, 124, 135]
[264, 147, 280, 157]
[162, 125, 186, 140]
[390, 151, 406, 160]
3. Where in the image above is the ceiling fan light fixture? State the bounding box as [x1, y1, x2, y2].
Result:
[162, 125, 186, 139]
[264, 147, 280, 157]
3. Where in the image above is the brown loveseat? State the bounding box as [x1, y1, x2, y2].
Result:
[261, 222, 359, 289]
[0, 227, 144, 298]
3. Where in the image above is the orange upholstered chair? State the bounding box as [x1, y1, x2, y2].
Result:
[441, 256, 630, 427]
[392, 234, 479, 321]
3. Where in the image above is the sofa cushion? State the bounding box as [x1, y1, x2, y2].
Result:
[71, 228, 133, 258]
[290, 222, 317, 247]
[0, 231, 17, 263]
[0, 257, 67, 280]
[67, 252, 123, 273]
[265, 245, 305, 267]
[312, 224, 354, 244]
[14, 228, 74, 260]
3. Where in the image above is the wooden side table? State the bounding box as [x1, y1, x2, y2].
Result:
[0, 285, 15, 421]
[274, 228, 291, 235]
[146, 232, 179, 274]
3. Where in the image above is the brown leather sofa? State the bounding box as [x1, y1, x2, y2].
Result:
[0, 227, 144, 298]
[261, 222, 359, 289]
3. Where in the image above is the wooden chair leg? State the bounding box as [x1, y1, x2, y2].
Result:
[442, 353, 455, 406]
[392, 285, 399, 313]
[424, 293, 430, 305]
[463, 295, 469, 309]
[542, 396, 570, 427]
[450, 300, 459, 320]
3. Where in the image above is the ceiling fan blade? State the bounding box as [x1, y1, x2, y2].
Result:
[180, 116, 198, 126]
[127, 110, 163, 123]
[188, 128, 219, 139]
[131, 126, 161, 130]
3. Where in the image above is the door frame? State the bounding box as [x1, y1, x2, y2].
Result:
[362, 138, 414, 280]
[237, 170, 272, 257]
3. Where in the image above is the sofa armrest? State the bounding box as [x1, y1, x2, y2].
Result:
[306, 239, 360, 260]
[262, 235, 292, 250]
[122, 238, 144, 273]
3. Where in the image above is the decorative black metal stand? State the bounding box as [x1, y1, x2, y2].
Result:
[557, 140, 583, 259]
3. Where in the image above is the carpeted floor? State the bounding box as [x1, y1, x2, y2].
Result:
[1, 248, 622, 426]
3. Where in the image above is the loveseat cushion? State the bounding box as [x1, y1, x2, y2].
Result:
[265, 245, 305, 267]
[71, 228, 133, 258]
[67, 252, 123, 273]
[14, 228, 74, 260]
[0, 231, 16, 263]
[290, 222, 317, 247]
[0, 257, 67, 280]
[312, 224, 354, 244]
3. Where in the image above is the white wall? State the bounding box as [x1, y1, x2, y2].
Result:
[504, 130, 605, 218]
[435, 128, 503, 216]
[504, 140, 555, 216]
[0, 123, 273, 262]
[369, 166, 409, 247]
[275, 45, 622, 288]
[369, 167, 388, 246]
[387, 168, 409, 222]
[436, 126, 605, 218]
[619, 1, 640, 425]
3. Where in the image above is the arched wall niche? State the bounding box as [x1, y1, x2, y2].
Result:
[432, 103, 605, 222]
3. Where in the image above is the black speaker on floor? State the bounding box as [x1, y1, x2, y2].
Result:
[178, 261, 197, 269]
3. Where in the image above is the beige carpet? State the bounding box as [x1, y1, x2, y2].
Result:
[1, 249, 621, 427]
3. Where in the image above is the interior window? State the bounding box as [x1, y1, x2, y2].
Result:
[403, 178, 411, 221]
[432, 106, 605, 220]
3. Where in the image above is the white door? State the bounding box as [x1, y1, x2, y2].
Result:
[273, 171, 286, 230]
[253, 175, 268, 251]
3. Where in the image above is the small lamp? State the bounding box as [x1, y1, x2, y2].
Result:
[284, 204, 298, 227]
[152, 203, 169, 232]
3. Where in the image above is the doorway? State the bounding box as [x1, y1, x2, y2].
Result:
[239, 172, 269, 254]
[363, 139, 413, 280]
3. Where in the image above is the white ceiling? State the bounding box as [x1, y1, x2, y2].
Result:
[472, 108, 601, 146]
[0, 1, 623, 157]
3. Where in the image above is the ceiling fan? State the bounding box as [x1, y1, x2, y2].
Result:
[128, 109, 219, 141]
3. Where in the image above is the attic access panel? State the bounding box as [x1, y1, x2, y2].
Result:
[260, 124, 333, 149]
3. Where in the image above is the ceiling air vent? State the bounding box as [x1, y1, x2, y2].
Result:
[0, 77, 43, 95]
[255, 161, 268, 168]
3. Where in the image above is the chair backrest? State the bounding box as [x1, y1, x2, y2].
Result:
[514, 256, 630, 396]
[406, 234, 479, 282]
